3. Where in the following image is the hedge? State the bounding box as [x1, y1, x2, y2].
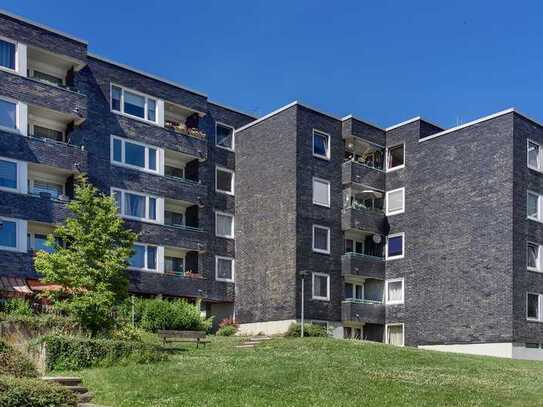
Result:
[41, 335, 168, 371]
[285, 323, 328, 337]
[0, 340, 38, 378]
[0, 313, 79, 334]
[0, 375, 77, 407]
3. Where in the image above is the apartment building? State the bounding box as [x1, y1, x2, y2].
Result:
[0, 10, 255, 327]
[235, 102, 543, 361]
[0, 11, 542, 360]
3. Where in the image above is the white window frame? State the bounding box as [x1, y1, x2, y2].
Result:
[28, 115, 66, 142]
[312, 129, 330, 160]
[312, 272, 330, 301]
[527, 191, 543, 222]
[128, 243, 159, 272]
[527, 241, 542, 273]
[386, 143, 405, 172]
[386, 232, 405, 260]
[385, 323, 405, 346]
[312, 177, 331, 207]
[215, 255, 235, 282]
[215, 166, 235, 196]
[0, 36, 18, 74]
[215, 211, 235, 239]
[344, 281, 364, 300]
[0, 216, 26, 253]
[528, 139, 543, 172]
[385, 278, 405, 305]
[527, 292, 543, 322]
[385, 187, 405, 216]
[110, 135, 161, 175]
[215, 122, 235, 152]
[0, 156, 27, 194]
[110, 83, 159, 124]
[312, 224, 331, 255]
[111, 188, 162, 224]
[0, 95, 22, 135]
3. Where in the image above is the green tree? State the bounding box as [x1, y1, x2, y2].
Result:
[34, 176, 137, 336]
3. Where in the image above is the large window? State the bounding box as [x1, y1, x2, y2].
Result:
[386, 188, 405, 215]
[30, 179, 63, 199]
[313, 177, 330, 207]
[216, 166, 234, 195]
[528, 140, 542, 171]
[386, 233, 404, 260]
[386, 278, 404, 304]
[165, 256, 184, 275]
[129, 243, 157, 272]
[527, 293, 543, 321]
[0, 98, 17, 131]
[313, 130, 330, 160]
[27, 233, 55, 254]
[312, 272, 330, 301]
[0, 158, 17, 191]
[386, 144, 404, 171]
[216, 256, 234, 282]
[216, 123, 234, 151]
[385, 324, 404, 346]
[0, 38, 16, 71]
[111, 135, 159, 173]
[345, 282, 363, 300]
[528, 191, 543, 222]
[527, 242, 541, 273]
[111, 84, 158, 123]
[112, 188, 160, 222]
[215, 212, 234, 239]
[312, 225, 330, 254]
[0, 218, 17, 250]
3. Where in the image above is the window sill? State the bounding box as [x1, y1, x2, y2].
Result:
[526, 318, 543, 323]
[216, 144, 235, 153]
[111, 161, 160, 175]
[386, 255, 405, 261]
[216, 234, 235, 240]
[386, 165, 405, 173]
[313, 201, 331, 208]
[386, 301, 404, 306]
[216, 189, 235, 196]
[313, 153, 331, 161]
[216, 277, 234, 283]
[312, 297, 330, 302]
[528, 165, 543, 174]
[312, 249, 331, 255]
[386, 210, 405, 216]
[112, 110, 159, 127]
[527, 268, 543, 274]
[120, 215, 161, 225]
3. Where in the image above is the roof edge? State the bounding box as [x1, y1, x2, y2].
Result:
[207, 100, 257, 120]
[88, 53, 208, 98]
[341, 114, 385, 131]
[0, 9, 88, 45]
[235, 101, 298, 133]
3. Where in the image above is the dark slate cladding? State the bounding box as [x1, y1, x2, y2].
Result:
[86, 57, 207, 113]
[0, 192, 70, 224]
[0, 253, 36, 278]
[512, 113, 543, 343]
[342, 301, 385, 324]
[419, 119, 443, 139]
[342, 117, 386, 146]
[128, 270, 234, 302]
[342, 161, 385, 189]
[0, 131, 87, 172]
[341, 254, 385, 280]
[295, 105, 343, 323]
[385, 114, 515, 346]
[109, 166, 206, 204]
[341, 208, 388, 235]
[0, 13, 87, 61]
[0, 70, 87, 119]
[235, 105, 299, 323]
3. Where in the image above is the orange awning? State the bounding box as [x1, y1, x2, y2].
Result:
[0, 276, 33, 294]
[26, 279, 64, 292]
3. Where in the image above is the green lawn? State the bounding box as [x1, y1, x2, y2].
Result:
[72, 337, 543, 406]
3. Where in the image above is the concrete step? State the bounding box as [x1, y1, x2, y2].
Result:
[249, 337, 272, 341]
[67, 385, 89, 394]
[42, 376, 82, 386]
[236, 344, 256, 348]
[77, 392, 95, 403]
[241, 341, 259, 345]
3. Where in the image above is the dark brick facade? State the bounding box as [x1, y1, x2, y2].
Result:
[0, 12, 254, 321]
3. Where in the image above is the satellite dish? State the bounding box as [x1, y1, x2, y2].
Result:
[372, 234, 382, 244]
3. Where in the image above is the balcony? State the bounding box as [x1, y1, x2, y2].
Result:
[342, 207, 386, 235]
[128, 270, 234, 302]
[343, 135, 385, 189]
[164, 101, 206, 141]
[341, 299, 385, 325]
[342, 161, 385, 189]
[341, 253, 385, 280]
[0, 130, 86, 172]
[123, 220, 206, 252]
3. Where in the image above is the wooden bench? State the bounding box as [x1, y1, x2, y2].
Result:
[157, 330, 209, 349]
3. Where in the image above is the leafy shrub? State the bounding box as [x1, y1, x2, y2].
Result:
[111, 324, 147, 342]
[0, 375, 77, 407]
[40, 335, 167, 371]
[285, 323, 328, 338]
[118, 298, 212, 333]
[0, 340, 38, 378]
[216, 325, 237, 336]
[0, 298, 33, 316]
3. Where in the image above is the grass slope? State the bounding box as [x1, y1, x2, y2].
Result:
[73, 337, 542, 406]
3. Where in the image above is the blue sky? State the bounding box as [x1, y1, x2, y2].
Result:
[3, 1, 542, 128]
